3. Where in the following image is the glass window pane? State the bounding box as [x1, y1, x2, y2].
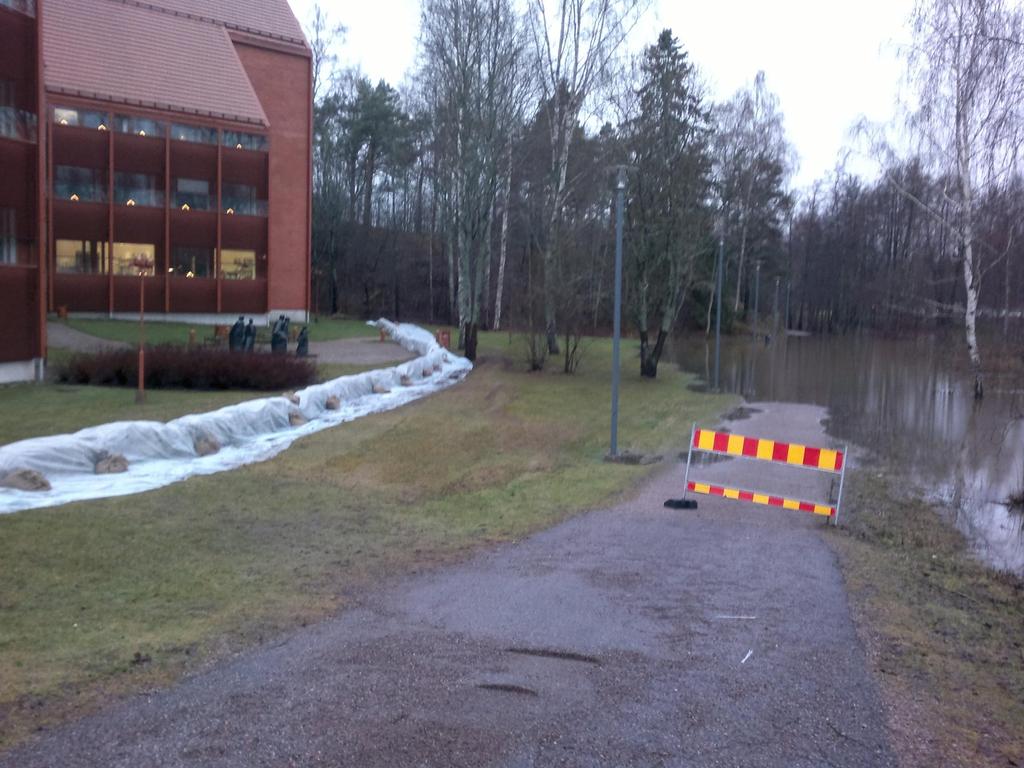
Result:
[171, 123, 217, 144]
[0, 208, 15, 265]
[111, 243, 156, 276]
[222, 183, 266, 216]
[54, 106, 109, 130]
[170, 246, 213, 278]
[220, 249, 256, 280]
[115, 172, 164, 207]
[55, 165, 107, 203]
[174, 178, 211, 211]
[114, 114, 164, 138]
[222, 131, 268, 151]
[56, 239, 108, 274]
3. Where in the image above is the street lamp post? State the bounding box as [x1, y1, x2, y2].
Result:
[714, 235, 723, 392]
[133, 256, 154, 404]
[610, 167, 626, 457]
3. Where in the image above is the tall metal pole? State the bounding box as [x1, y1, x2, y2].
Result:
[136, 269, 146, 404]
[714, 235, 723, 392]
[753, 260, 761, 339]
[610, 168, 626, 457]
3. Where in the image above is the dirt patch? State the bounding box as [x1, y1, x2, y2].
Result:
[505, 647, 602, 665]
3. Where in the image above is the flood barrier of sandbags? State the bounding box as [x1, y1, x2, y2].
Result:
[0, 320, 471, 514]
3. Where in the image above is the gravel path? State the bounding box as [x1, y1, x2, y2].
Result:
[1, 402, 893, 767]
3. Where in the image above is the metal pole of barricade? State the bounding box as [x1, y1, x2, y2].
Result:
[681, 423, 696, 503]
[834, 444, 848, 526]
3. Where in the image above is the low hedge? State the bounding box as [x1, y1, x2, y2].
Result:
[57, 345, 317, 391]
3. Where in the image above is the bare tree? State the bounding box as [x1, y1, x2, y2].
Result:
[420, 0, 527, 359]
[307, 4, 346, 104]
[904, 0, 1024, 397]
[526, 0, 648, 353]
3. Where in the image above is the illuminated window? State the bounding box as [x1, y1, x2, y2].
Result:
[220, 249, 256, 280]
[56, 239, 109, 274]
[112, 243, 156, 276]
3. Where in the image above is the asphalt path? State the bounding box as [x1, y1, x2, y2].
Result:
[1, 402, 894, 767]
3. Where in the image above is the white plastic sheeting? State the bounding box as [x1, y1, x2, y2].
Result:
[0, 320, 471, 514]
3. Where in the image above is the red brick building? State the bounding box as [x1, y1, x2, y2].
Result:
[0, 0, 312, 382]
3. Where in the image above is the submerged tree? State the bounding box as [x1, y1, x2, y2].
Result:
[623, 30, 713, 377]
[903, 0, 1024, 398]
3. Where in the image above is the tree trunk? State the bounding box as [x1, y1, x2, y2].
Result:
[639, 328, 668, 378]
[493, 148, 512, 331]
[362, 139, 376, 228]
[957, 108, 983, 399]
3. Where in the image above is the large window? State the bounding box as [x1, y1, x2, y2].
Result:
[111, 243, 156, 276]
[222, 131, 268, 151]
[221, 249, 256, 280]
[114, 114, 164, 138]
[115, 172, 163, 207]
[0, 80, 36, 142]
[171, 123, 217, 145]
[55, 165, 107, 203]
[56, 239, 108, 274]
[174, 178, 211, 211]
[53, 106, 109, 130]
[170, 246, 213, 278]
[222, 183, 266, 217]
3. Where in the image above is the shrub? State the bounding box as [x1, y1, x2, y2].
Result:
[57, 345, 317, 391]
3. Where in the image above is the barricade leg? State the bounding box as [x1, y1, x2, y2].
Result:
[681, 423, 696, 502]
[833, 444, 848, 526]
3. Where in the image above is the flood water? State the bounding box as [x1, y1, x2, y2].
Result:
[673, 331, 1024, 576]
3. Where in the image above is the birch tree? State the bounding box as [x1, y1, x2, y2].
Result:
[526, 0, 647, 354]
[905, 0, 1024, 397]
[420, 0, 526, 360]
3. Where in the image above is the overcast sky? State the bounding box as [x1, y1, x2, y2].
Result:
[285, 0, 915, 190]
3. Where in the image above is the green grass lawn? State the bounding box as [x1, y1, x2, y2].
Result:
[0, 332, 732, 747]
[60, 316, 376, 346]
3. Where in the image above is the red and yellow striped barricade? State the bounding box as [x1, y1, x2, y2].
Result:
[682, 425, 848, 524]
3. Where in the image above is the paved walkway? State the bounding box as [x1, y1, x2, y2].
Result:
[310, 337, 416, 366]
[0, 402, 893, 767]
[46, 322, 128, 353]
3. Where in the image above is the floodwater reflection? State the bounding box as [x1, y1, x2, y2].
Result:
[673, 332, 1024, 576]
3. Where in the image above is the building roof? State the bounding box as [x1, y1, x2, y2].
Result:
[135, 0, 308, 47]
[43, 0, 270, 126]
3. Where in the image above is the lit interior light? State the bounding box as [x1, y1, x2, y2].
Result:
[181, 203, 190, 211]
[186, 270, 194, 278]
[167, 267, 173, 273]
[69, 193, 79, 202]
[226, 207, 235, 215]
[58, 118, 68, 126]
[138, 130, 146, 137]
[126, 199, 136, 207]
[235, 143, 243, 150]
[97, 124, 107, 131]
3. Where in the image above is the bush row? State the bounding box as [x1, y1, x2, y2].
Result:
[57, 346, 317, 391]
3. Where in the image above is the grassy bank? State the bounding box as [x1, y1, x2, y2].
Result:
[0, 331, 732, 748]
[62, 316, 376, 345]
[827, 467, 1024, 767]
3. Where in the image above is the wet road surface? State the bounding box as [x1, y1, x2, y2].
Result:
[1, 402, 893, 767]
